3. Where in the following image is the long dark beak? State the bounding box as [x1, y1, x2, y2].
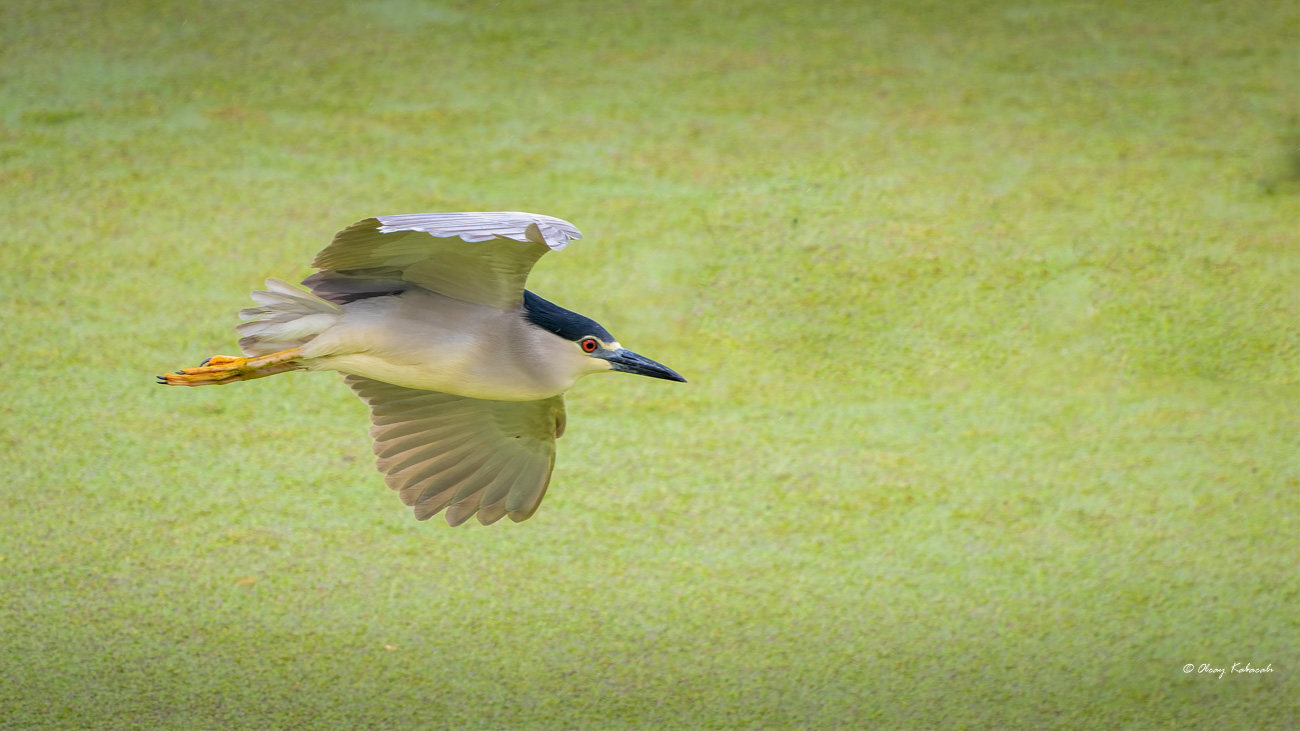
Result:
[603, 349, 686, 382]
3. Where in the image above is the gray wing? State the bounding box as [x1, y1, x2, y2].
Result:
[307, 212, 582, 309]
[345, 375, 567, 526]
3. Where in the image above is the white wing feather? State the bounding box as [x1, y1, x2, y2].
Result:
[345, 375, 566, 526]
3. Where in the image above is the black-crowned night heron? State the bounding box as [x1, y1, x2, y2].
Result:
[160, 212, 684, 526]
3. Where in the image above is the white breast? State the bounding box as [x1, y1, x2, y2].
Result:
[298, 289, 585, 401]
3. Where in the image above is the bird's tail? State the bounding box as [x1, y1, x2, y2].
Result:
[236, 278, 342, 356]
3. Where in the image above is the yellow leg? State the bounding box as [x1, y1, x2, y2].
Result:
[159, 348, 304, 387]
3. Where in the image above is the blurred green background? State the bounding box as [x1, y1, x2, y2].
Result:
[3, 1, 1299, 728]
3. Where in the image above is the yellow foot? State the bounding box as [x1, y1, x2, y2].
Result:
[158, 348, 304, 387]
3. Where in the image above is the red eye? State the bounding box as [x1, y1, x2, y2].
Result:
[580, 338, 599, 353]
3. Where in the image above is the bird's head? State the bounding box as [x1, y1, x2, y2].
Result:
[523, 291, 685, 384]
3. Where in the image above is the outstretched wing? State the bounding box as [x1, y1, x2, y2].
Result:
[306, 212, 582, 309]
[345, 375, 567, 526]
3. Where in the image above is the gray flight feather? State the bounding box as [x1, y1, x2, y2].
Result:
[307, 212, 582, 309]
[345, 375, 566, 526]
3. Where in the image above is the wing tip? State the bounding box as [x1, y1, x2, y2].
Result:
[370, 212, 582, 249]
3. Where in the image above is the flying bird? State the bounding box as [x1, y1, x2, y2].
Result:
[160, 212, 685, 525]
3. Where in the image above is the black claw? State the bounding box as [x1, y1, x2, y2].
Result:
[199, 358, 212, 367]
[174, 371, 186, 375]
